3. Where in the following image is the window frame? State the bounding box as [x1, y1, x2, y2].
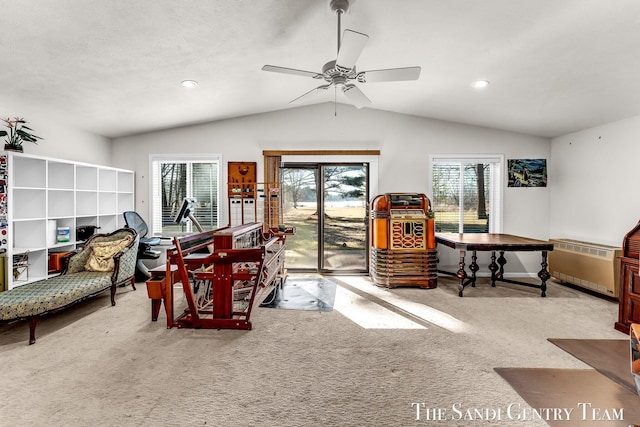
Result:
[428, 154, 504, 234]
[149, 153, 222, 236]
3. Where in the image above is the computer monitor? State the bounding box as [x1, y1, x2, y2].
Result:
[174, 197, 197, 225]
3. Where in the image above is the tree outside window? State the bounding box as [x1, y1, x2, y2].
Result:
[152, 157, 219, 236]
[431, 156, 502, 233]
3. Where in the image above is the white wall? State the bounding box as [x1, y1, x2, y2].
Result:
[550, 114, 640, 247]
[113, 103, 551, 274]
[0, 104, 111, 165]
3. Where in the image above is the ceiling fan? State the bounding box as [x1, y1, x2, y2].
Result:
[261, 0, 421, 109]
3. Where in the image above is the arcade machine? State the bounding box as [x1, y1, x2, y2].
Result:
[369, 193, 437, 288]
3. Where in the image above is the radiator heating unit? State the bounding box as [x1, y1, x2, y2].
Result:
[548, 239, 621, 298]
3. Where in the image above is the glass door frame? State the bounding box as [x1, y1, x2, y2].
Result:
[280, 163, 319, 272]
[319, 162, 370, 274]
[281, 161, 371, 275]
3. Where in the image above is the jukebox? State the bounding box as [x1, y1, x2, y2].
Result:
[369, 193, 437, 288]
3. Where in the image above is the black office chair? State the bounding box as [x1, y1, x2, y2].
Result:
[123, 211, 162, 280]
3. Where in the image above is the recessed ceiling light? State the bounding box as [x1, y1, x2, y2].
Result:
[181, 80, 198, 88]
[471, 80, 490, 89]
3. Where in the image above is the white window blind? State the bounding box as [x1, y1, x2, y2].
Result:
[150, 155, 220, 236]
[429, 154, 503, 233]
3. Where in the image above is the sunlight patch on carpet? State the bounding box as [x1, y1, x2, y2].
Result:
[335, 275, 468, 333]
[333, 286, 426, 329]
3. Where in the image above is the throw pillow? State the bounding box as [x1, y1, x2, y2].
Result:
[84, 235, 133, 272]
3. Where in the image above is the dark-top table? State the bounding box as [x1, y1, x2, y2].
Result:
[435, 233, 554, 297]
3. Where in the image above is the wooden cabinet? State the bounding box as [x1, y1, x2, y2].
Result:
[616, 220, 640, 333]
[227, 162, 258, 226]
[2, 153, 134, 290]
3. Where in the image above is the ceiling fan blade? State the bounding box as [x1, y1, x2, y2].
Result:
[358, 66, 422, 83]
[342, 84, 371, 109]
[290, 85, 331, 105]
[262, 65, 323, 79]
[336, 29, 369, 71]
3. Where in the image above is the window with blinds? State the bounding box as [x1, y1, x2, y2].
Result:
[150, 155, 220, 236]
[429, 155, 503, 233]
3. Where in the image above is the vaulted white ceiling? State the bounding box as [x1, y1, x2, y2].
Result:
[2, 0, 640, 139]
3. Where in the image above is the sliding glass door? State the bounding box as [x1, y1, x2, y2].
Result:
[280, 166, 319, 270]
[281, 163, 369, 273]
[321, 164, 368, 272]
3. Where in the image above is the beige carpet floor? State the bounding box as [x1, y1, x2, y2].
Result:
[0, 275, 627, 427]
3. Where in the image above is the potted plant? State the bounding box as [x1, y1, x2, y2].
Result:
[0, 117, 43, 152]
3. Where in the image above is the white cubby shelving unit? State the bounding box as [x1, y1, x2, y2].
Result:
[4, 152, 134, 290]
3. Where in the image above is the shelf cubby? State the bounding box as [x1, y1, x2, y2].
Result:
[98, 191, 117, 215]
[76, 191, 98, 216]
[48, 161, 74, 189]
[117, 171, 134, 193]
[48, 189, 75, 217]
[13, 219, 46, 251]
[98, 215, 118, 233]
[99, 169, 117, 192]
[76, 166, 98, 191]
[118, 192, 134, 213]
[13, 157, 46, 188]
[13, 189, 46, 219]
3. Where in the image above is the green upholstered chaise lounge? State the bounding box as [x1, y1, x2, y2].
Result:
[0, 228, 138, 344]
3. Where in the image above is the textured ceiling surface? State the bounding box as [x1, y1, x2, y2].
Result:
[1, 0, 639, 138]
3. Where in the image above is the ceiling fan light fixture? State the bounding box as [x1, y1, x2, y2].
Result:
[181, 80, 198, 88]
[471, 80, 490, 89]
[334, 75, 347, 88]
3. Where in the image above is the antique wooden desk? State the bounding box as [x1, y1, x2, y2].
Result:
[435, 233, 554, 297]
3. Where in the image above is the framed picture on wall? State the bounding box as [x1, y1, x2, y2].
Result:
[507, 159, 547, 187]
